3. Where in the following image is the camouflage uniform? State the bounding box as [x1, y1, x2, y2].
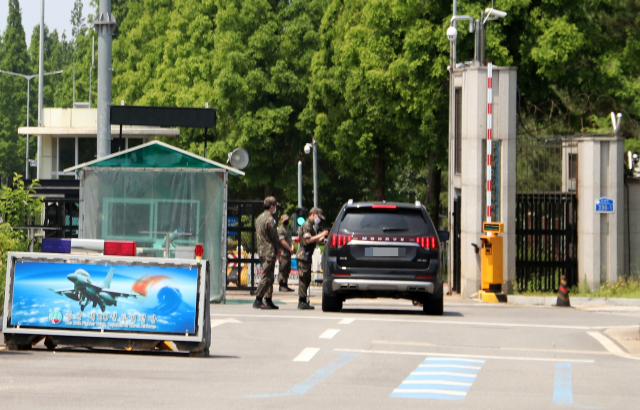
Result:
[296, 218, 317, 299]
[255, 209, 281, 299]
[277, 224, 293, 286]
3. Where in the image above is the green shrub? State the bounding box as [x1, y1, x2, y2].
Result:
[0, 174, 43, 315]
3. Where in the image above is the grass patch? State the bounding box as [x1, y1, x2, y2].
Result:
[515, 278, 640, 299]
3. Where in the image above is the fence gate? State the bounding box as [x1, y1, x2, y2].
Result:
[226, 200, 262, 294]
[515, 133, 578, 291]
[515, 193, 577, 291]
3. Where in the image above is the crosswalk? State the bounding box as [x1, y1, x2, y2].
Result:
[390, 357, 486, 400]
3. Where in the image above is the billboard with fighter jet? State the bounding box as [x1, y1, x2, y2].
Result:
[8, 260, 199, 335]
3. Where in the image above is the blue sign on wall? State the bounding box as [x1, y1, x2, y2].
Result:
[595, 197, 615, 213]
[227, 216, 239, 236]
[10, 261, 198, 334]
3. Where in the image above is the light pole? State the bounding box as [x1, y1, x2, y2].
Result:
[0, 69, 62, 179]
[298, 160, 303, 208]
[304, 138, 318, 209]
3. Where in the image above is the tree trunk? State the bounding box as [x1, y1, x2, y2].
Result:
[423, 151, 442, 227]
[374, 145, 385, 201]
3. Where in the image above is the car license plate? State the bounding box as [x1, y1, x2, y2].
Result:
[365, 247, 398, 257]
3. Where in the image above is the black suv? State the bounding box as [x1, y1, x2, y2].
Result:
[321, 201, 446, 315]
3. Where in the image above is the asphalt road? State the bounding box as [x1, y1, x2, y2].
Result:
[1, 293, 639, 410]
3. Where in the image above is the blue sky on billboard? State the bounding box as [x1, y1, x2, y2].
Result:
[0, 0, 92, 47]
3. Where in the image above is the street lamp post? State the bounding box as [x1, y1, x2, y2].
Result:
[0, 69, 62, 179]
[304, 138, 318, 209]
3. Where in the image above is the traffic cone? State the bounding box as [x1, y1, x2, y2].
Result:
[556, 274, 570, 307]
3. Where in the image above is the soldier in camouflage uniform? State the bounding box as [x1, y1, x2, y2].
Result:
[296, 207, 329, 309]
[277, 214, 295, 292]
[253, 196, 287, 309]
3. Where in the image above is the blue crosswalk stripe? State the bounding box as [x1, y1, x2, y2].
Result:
[390, 357, 486, 400]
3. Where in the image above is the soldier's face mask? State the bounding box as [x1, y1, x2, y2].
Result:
[283, 220, 289, 226]
[271, 206, 277, 214]
[314, 216, 321, 225]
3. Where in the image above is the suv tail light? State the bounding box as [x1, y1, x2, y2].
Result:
[415, 236, 438, 251]
[330, 233, 352, 249]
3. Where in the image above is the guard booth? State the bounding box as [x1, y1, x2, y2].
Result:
[65, 140, 245, 302]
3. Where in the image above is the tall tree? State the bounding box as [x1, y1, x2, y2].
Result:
[300, 0, 450, 201]
[0, 0, 30, 180]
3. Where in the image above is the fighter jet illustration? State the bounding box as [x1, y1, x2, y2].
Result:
[50, 267, 138, 312]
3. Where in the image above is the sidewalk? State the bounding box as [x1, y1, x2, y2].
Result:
[507, 294, 640, 308]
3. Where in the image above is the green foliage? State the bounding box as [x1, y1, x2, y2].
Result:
[0, 173, 42, 314]
[301, 0, 450, 200]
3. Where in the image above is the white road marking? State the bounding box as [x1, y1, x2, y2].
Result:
[320, 329, 340, 339]
[401, 380, 473, 387]
[411, 371, 477, 378]
[419, 357, 485, 363]
[210, 318, 241, 328]
[586, 331, 640, 361]
[418, 364, 481, 370]
[373, 340, 436, 347]
[293, 347, 320, 362]
[393, 388, 466, 396]
[210, 313, 617, 330]
[373, 340, 611, 356]
[334, 348, 595, 363]
[339, 318, 355, 325]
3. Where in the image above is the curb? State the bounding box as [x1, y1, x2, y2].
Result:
[508, 295, 640, 307]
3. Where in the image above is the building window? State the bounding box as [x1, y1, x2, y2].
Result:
[454, 87, 462, 175]
[54, 137, 148, 179]
[568, 153, 577, 180]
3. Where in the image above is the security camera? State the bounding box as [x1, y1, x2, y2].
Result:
[446, 26, 458, 41]
[485, 8, 507, 18]
[304, 143, 312, 155]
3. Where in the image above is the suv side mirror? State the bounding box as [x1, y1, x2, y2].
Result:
[438, 230, 450, 242]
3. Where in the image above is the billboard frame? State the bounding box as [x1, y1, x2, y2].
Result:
[3, 252, 208, 344]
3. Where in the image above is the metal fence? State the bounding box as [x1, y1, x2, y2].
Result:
[515, 133, 578, 291]
[226, 200, 263, 294]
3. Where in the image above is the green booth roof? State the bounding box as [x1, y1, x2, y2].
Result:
[64, 140, 245, 176]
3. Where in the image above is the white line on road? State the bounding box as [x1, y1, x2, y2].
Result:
[411, 371, 477, 378]
[339, 318, 355, 325]
[320, 329, 340, 339]
[586, 331, 640, 361]
[293, 347, 320, 362]
[210, 313, 617, 330]
[393, 388, 466, 396]
[372, 340, 611, 356]
[210, 318, 242, 328]
[418, 357, 485, 363]
[418, 364, 482, 370]
[401, 380, 473, 387]
[334, 348, 595, 363]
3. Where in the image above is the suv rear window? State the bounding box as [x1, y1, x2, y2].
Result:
[339, 208, 434, 235]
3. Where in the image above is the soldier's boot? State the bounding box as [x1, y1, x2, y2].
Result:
[261, 298, 279, 310]
[252, 297, 263, 309]
[279, 284, 294, 292]
[298, 297, 315, 310]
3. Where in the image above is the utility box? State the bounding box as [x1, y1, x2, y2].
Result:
[479, 222, 507, 302]
[481, 235, 503, 290]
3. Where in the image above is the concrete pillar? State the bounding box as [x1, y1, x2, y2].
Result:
[577, 136, 625, 290]
[459, 67, 485, 297]
[451, 65, 518, 298]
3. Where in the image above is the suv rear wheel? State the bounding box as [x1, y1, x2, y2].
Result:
[322, 294, 343, 312]
[422, 294, 443, 316]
